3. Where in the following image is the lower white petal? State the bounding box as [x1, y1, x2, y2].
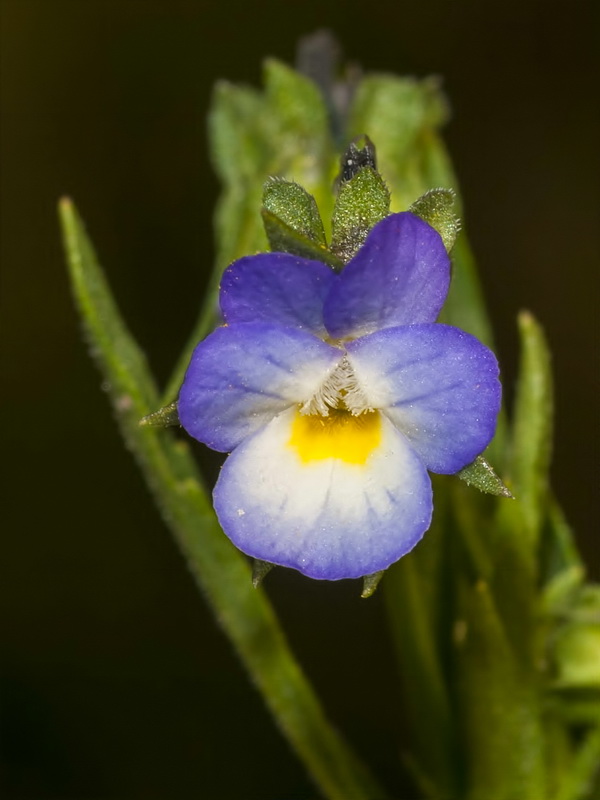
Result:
[213, 407, 432, 580]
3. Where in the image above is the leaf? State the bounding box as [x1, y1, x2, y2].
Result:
[409, 188, 461, 253]
[455, 577, 546, 800]
[263, 178, 327, 246]
[59, 198, 389, 800]
[261, 209, 342, 267]
[508, 311, 554, 546]
[162, 61, 337, 404]
[330, 167, 390, 262]
[347, 75, 448, 211]
[457, 455, 512, 497]
[384, 548, 460, 798]
[261, 177, 342, 267]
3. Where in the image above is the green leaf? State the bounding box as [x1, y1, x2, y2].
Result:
[457, 455, 513, 497]
[552, 625, 600, 689]
[330, 167, 390, 262]
[409, 188, 461, 253]
[163, 62, 337, 404]
[455, 577, 546, 800]
[261, 209, 342, 267]
[261, 177, 342, 267]
[384, 543, 460, 798]
[347, 75, 448, 212]
[508, 311, 554, 546]
[60, 198, 388, 800]
[263, 178, 327, 246]
[555, 724, 600, 800]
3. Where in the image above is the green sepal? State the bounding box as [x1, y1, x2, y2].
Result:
[140, 400, 180, 428]
[252, 559, 275, 588]
[331, 167, 390, 263]
[261, 208, 343, 268]
[457, 455, 513, 497]
[263, 177, 327, 246]
[361, 570, 385, 598]
[409, 188, 461, 253]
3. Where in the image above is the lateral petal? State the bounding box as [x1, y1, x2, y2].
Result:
[178, 323, 341, 452]
[213, 407, 432, 580]
[347, 324, 501, 473]
[220, 252, 337, 336]
[323, 212, 450, 339]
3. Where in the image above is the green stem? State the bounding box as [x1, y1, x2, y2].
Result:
[60, 198, 388, 800]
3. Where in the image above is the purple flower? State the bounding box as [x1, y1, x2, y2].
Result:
[179, 212, 501, 580]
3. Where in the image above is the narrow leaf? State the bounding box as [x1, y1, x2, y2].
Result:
[508, 311, 554, 546]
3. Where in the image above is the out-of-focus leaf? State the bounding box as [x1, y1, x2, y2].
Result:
[60, 198, 389, 800]
[347, 75, 448, 211]
[409, 188, 461, 253]
[163, 60, 337, 404]
[552, 625, 600, 689]
[457, 455, 512, 497]
[384, 541, 460, 799]
[330, 167, 390, 262]
[455, 577, 546, 800]
[555, 725, 600, 800]
[508, 311, 554, 549]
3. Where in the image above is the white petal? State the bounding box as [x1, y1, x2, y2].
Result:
[214, 407, 432, 580]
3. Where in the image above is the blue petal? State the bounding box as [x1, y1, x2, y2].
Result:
[214, 408, 432, 580]
[220, 252, 337, 336]
[323, 213, 451, 339]
[178, 323, 341, 452]
[347, 324, 501, 473]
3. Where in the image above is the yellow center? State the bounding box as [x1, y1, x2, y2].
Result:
[288, 409, 382, 464]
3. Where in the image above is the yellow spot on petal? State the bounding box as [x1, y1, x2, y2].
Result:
[288, 409, 382, 464]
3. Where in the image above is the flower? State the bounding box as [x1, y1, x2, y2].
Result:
[178, 212, 501, 580]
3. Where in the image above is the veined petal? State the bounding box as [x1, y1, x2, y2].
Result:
[347, 324, 501, 473]
[213, 407, 432, 580]
[178, 323, 341, 452]
[220, 252, 336, 336]
[323, 212, 450, 339]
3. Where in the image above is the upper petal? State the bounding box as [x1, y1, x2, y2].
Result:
[347, 324, 501, 473]
[214, 407, 432, 580]
[178, 323, 341, 452]
[323, 212, 451, 339]
[220, 252, 337, 336]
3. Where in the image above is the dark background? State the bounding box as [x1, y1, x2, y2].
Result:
[1, 1, 597, 797]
